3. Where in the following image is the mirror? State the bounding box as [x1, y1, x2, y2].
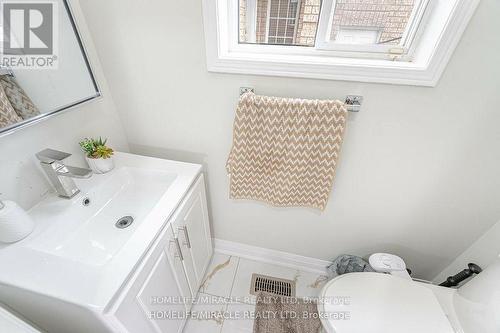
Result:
[0, 0, 100, 135]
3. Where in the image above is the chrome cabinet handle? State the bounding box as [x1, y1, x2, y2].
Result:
[178, 226, 191, 249]
[170, 238, 184, 261]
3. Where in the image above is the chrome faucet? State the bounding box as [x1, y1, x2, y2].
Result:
[36, 149, 93, 198]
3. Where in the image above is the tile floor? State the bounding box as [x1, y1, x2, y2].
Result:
[183, 253, 330, 333]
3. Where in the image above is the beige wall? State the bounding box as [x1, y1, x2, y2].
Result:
[0, 0, 129, 210]
[79, 0, 500, 279]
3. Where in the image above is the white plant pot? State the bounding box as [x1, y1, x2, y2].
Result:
[85, 156, 115, 174]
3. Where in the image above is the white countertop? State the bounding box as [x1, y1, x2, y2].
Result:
[0, 305, 41, 333]
[0, 152, 202, 310]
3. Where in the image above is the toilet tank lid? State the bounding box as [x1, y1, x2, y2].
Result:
[318, 273, 455, 333]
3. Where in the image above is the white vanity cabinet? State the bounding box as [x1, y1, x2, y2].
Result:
[112, 174, 213, 333]
[0, 153, 210, 333]
[171, 175, 213, 295]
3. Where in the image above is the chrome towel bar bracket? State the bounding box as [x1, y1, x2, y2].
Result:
[345, 95, 363, 113]
[239, 87, 363, 113]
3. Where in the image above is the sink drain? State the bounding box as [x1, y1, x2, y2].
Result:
[115, 216, 134, 229]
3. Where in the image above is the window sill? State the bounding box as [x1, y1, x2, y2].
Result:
[202, 0, 480, 87]
[208, 51, 434, 86]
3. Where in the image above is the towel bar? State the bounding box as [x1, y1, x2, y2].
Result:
[239, 87, 363, 112]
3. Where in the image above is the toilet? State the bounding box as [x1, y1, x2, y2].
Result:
[318, 255, 500, 333]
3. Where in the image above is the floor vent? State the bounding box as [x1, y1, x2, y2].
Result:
[250, 274, 296, 297]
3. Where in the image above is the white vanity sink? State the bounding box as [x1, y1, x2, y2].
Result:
[0, 152, 211, 333]
[28, 166, 178, 266]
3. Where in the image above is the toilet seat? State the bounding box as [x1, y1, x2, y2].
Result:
[318, 273, 455, 333]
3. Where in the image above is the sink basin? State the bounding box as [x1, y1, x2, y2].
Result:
[0, 152, 202, 309]
[27, 167, 177, 266]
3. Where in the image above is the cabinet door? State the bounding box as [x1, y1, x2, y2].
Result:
[114, 227, 191, 333]
[164, 225, 193, 310]
[173, 174, 213, 295]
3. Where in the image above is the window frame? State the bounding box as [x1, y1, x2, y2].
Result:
[203, 0, 481, 86]
[314, 0, 433, 61]
[334, 28, 382, 45]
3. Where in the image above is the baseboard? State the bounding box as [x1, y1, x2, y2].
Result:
[214, 238, 330, 274]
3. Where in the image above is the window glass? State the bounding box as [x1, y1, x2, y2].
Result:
[239, 0, 418, 47]
[239, 0, 320, 46]
[329, 1, 416, 45]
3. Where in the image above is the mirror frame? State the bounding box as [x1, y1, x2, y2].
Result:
[0, 0, 101, 137]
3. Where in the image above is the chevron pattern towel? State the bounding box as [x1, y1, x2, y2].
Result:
[226, 92, 348, 210]
[0, 82, 22, 129]
[0, 75, 40, 120]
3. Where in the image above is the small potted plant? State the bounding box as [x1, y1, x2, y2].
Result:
[79, 137, 115, 174]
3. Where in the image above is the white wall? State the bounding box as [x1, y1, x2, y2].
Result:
[79, 0, 500, 279]
[433, 219, 500, 283]
[0, 0, 129, 210]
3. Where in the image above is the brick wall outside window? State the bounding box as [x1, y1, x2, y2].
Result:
[240, 0, 247, 42]
[240, 0, 415, 46]
[295, 0, 321, 46]
[330, 0, 416, 45]
[255, 0, 269, 43]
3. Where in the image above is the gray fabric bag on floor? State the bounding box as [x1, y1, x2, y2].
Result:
[327, 254, 375, 278]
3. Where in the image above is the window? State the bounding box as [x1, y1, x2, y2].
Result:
[203, 0, 481, 86]
[239, 0, 429, 59]
[267, 0, 300, 44]
[240, 0, 316, 46]
[315, 0, 433, 59]
[240, 0, 311, 46]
